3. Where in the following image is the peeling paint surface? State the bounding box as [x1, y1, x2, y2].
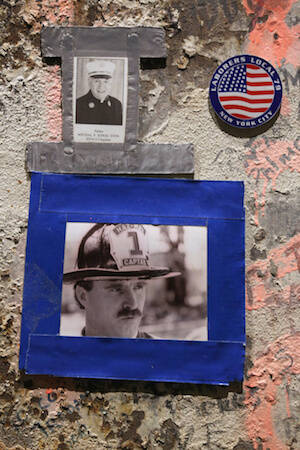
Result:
[0, 0, 299, 449]
[246, 233, 300, 311]
[245, 136, 300, 220]
[23, 0, 75, 30]
[45, 66, 62, 141]
[245, 334, 300, 449]
[243, 0, 300, 67]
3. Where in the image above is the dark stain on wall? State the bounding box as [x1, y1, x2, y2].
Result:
[232, 438, 255, 450]
[250, 245, 267, 261]
[117, 410, 145, 447]
[260, 190, 300, 248]
[0, 1, 38, 74]
[158, 418, 180, 450]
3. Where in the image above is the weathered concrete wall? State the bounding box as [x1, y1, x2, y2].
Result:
[0, 0, 299, 448]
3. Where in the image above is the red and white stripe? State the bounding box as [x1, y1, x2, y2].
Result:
[219, 64, 274, 119]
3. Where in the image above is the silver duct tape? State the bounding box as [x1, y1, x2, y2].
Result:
[41, 27, 167, 58]
[128, 145, 194, 174]
[26, 143, 194, 174]
[125, 32, 139, 146]
[61, 31, 74, 145]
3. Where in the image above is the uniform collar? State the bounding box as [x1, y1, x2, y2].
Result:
[89, 91, 110, 104]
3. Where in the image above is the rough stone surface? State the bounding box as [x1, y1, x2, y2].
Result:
[0, 0, 299, 449]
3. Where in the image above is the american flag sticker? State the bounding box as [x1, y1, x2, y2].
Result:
[209, 55, 282, 129]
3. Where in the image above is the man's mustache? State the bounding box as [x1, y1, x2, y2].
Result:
[117, 307, 142, 318]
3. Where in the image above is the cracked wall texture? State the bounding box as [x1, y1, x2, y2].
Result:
[0, 0, 299, 449]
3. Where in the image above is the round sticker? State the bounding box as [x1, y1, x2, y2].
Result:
[209, 55, 282, 129]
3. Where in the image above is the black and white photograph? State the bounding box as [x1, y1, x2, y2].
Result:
[73, 57, 127, 143]
[60, 222, 207, 341]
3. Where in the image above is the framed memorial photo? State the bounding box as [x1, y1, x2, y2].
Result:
[61, 222, 207, 341]
[73, 57, 128, 144]
[20, 174, 245, 384]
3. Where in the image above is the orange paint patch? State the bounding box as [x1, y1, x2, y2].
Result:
[246, 233, 300, 310]
[253, 191, 260, 226]
[45, 66, 62, 141]
[280, 95, 291, 116]
[243, 0, 300, 67]
[23, 1, 74, 140]
[244, 333, 300, 449]
[23, 0, 75, 31]
[245, 139, 300, 188]
[245, 137, 300, 218]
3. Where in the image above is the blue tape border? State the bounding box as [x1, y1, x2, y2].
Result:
[26, 335, 245, 384]
[20, 173, 245, 384]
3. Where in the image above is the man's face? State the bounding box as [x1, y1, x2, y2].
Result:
[89, 76, 112, 100]
[79, 279, 147, 338]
